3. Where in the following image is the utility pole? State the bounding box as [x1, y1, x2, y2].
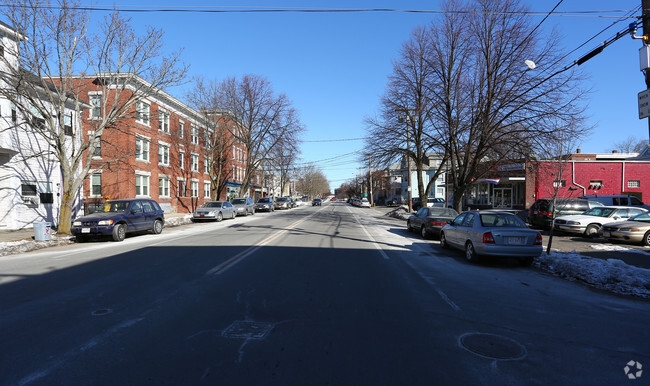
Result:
[406, 117, 413, 213]
[644, 0, 650, 141]
[368, 153, 373, 207]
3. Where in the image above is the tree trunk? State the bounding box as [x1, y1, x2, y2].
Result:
[57, 187, 75, 235]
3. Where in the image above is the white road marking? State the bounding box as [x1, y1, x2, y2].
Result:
[345, 205, 390, 259]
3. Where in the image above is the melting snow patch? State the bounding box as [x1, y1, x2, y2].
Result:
[164, 214, 193, 227]
[0, 236, 74, 257]
[536, 251, 650, 298]
[385, 206, 413, 221]
[589, 244, 650, 255]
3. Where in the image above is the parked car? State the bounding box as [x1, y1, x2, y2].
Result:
[426, 198, 446, 207]
[192, 201, 236, 222]
[294, 198, 307, 207]
[528, 198, 604, 228]
[312, 198, 322, 206]
[386, 198, 400, 207]
[440, 211, 543, 266]
[554, 206, 647, 237]
[275, 197, 293, 209]
[599, 212, 650, 245]
[255, 197, 275, 212]
[360, 198, 371, 208]
[331, 197, 337, 201]
[231, 197, 255, 216]
[579, 194, 650, 210]
[72, 199, 165, 242]
[407, 207, 459, 239]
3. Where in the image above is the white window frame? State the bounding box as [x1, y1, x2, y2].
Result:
[204, 182, 211, 199]
[158, 142, 170, 166]
[628, 180, 641, 188]
[191, 153, 199, 172]
[135, 135, 150, 162]
[177, 177, 186, 197]
[179, 120, 184, 139]
[135, 171, 151, 197]
[90, 171, 102, 198]
[136, 100, 150, 125]
[89, 92, 102, 120]
[191, 179, 199, 198]
[179, 150, 185, 170]
[204, 157, 209, 174]
[191, 125, 199, 145]
[158, 110, 170, 133]
[159, 175, 170, 198]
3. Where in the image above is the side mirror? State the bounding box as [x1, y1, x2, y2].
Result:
[448, 220, 454, 226]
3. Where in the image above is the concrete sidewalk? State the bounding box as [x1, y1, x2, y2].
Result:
[0, 213, 192, 243]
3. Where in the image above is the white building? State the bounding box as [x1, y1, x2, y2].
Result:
[0, 22, 84, 229]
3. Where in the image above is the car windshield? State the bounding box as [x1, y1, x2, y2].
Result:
[630, 212, 650, 222]
[231, 199, 246, 205]
[277, 198, 289, 202]
[258, 198, 270, 203]
[429, 208, 458, 217]
[100, 201, 130, 213]
[583, 207, 615, 217]
[202, 202, 222, 208]
[480, 213, 527, 228]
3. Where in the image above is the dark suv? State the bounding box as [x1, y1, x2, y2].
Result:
[72, 199, 165, 242]
[528, 198, 603, 228]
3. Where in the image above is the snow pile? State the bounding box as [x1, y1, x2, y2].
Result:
[589, 244, 650, 255]
[537, 251, 650, 298]
[164, 214, 193, 227]
[385, 206, 413, 221]
[0, 236, 73, 257]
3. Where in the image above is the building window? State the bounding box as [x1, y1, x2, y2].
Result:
[191, 126, 198, 144]
[191, 153, 199, 172]
[590, 180, 603, 189]
[204, 157, 209, 174]
[178, 179, 186, 197]
[179, 150, 185, 170]
[191, 181, 199, 198]
[159, 177, 170, 197]
[135, 174, 149, 196]
[233, 165, 237, 182]
[136, 100, 150, 125]
[179, 121, 184, 138]
[136, 137, 150, 161]
[159, 111, 170, 133]
[90, 94, 101, 119]
[91, 174, 102, 196]
[93, 136, 102, 157]
[628, 180, 641, 188]
[62, 113, 72, 136]
[204, 182, 211, 199]
[21, 181, 37, 196]
[158, 143, 170, 166]
[553, 180, 566, 188]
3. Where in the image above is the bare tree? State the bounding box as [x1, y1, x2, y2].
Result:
[0, 1, 187, 233]
[214, 74, 303, 197]
[427, 0, 588, 211]
[185, 77, 237, 201]
[613, 136, 649, 154]
[364, 26, 447, 207]
[270, 138, 299, 196]
[295, 164, 329, 199]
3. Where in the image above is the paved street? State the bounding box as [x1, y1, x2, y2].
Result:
[1, 202, 648, 385]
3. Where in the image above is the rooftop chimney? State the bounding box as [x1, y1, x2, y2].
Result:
[612, 150, 618, 153]
[576, 148, 581, 153]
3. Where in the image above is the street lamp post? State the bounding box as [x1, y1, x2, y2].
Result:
[396, 107, 416, 213]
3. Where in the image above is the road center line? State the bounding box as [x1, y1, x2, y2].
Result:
[206, 208, 324, 276]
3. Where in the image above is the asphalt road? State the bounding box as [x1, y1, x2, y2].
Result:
[0, 202, 648, 385]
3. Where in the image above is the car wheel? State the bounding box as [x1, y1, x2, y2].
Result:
[585, 224, 599, 238]
[244, 210, 248, 216]
[152, 219, 163, 234]
[520, 256, 534, 267]
[440, 232, 449, 249]
[216, 212, 223, 222]
[465, 241, 479, 263]
[643, 231, 650, 246]
[112, 224, 126, 242]
[232, 211, 236, 219]
[420, 226, 428, 239]
[407, 221, 413, 232]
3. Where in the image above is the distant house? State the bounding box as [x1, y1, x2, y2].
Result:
[0, 22, 86, 230]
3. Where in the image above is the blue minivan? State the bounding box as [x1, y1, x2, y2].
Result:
[72, 199, 165, 242]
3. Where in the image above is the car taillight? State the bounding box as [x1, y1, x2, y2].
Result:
[540, 211, 552, 216]
[534, 233, 543, 245]
[430, 221, 447, 226]
[482, 232, 495, 244]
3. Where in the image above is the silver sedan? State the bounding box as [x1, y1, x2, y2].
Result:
[440, 211, 543, 266]
[192, 201, 236, 222]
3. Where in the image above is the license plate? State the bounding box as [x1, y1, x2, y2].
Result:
[81, 228, 90, 233]
[602, 231, 610, 237]
[200, 214, 205, 217]
[508, 236, 525, 245]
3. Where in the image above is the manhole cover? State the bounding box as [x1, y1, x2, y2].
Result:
[222, 321, 273, 339]
[91, 308, 113, 316]
[459, 332, 526, 360]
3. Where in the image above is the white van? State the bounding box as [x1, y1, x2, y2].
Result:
[579, 195, 650, 210]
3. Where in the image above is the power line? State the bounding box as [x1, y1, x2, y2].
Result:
[301, 137, 364, 143]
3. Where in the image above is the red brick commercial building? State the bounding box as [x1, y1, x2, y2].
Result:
[461, 150, 650, 210]
[71, 75, 250, 214]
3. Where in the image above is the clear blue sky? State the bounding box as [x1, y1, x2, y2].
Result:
[86, 1, 647, 191]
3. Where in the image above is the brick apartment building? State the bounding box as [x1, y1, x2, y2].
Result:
[72, 75, 250, 214]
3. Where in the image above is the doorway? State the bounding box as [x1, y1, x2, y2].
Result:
[493, 188, 512, 209]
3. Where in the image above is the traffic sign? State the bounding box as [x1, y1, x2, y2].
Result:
[638, 89, 650, 119]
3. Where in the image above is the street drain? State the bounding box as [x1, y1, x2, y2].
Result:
[91, 308, 113, 316]
[222, 321, 273, 339]
[459, 332, 526, 360]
